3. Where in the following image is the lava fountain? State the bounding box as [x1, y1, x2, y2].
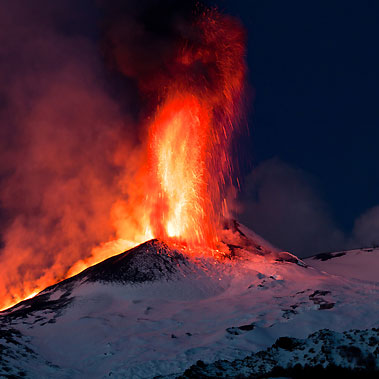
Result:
[0, 7, 246, 310]
[106, 9, 246, 252]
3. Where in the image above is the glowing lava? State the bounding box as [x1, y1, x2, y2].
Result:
[148, 94, 215, 245]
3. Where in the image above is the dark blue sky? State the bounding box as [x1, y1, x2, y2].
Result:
[212, 0, 379, 254]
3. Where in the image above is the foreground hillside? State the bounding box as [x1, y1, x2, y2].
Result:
[0, 224, 378, 378]
[181, 328, 379, 378]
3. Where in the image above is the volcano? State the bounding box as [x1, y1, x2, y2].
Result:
[0, 222, 378, 378]
[1, 2, 377, 378]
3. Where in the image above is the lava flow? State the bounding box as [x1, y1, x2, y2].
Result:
[0, 8, 246, 311]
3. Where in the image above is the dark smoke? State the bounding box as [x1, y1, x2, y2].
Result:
[99, 0, 229, 113]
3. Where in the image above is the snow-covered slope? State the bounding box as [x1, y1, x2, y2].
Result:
[0, 223, 378, 378]
[305, 247, 379, 281]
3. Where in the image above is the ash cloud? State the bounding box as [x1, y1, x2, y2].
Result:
[100, 0, 199, 81]
[0, 1, 129, 305]
[99, 0, 241, 114]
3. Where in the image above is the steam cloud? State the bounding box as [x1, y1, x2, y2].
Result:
[239, 158, 379, 257]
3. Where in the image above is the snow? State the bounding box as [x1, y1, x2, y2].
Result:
[0, 226, 378, 378]
[305, 247, 379, 281]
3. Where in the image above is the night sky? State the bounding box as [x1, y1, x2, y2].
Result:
[216, 0, 379, 256]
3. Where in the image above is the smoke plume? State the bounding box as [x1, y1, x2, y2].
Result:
[0, 0, 245, 309]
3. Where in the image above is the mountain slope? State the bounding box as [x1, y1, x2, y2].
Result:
[305, 247, 379, 281]
[0, 224, 378, 378]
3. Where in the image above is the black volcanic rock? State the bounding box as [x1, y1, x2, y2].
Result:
[76, 239, 189, 284]
[312, 252, 347, 261]
[45, 239, 190, 291]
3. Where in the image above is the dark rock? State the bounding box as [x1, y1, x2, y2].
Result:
[238, 324, 255, 331]
[312, 252, 346, 261]
[319, 303, 335, 310]
[274, 336, 300, 351]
